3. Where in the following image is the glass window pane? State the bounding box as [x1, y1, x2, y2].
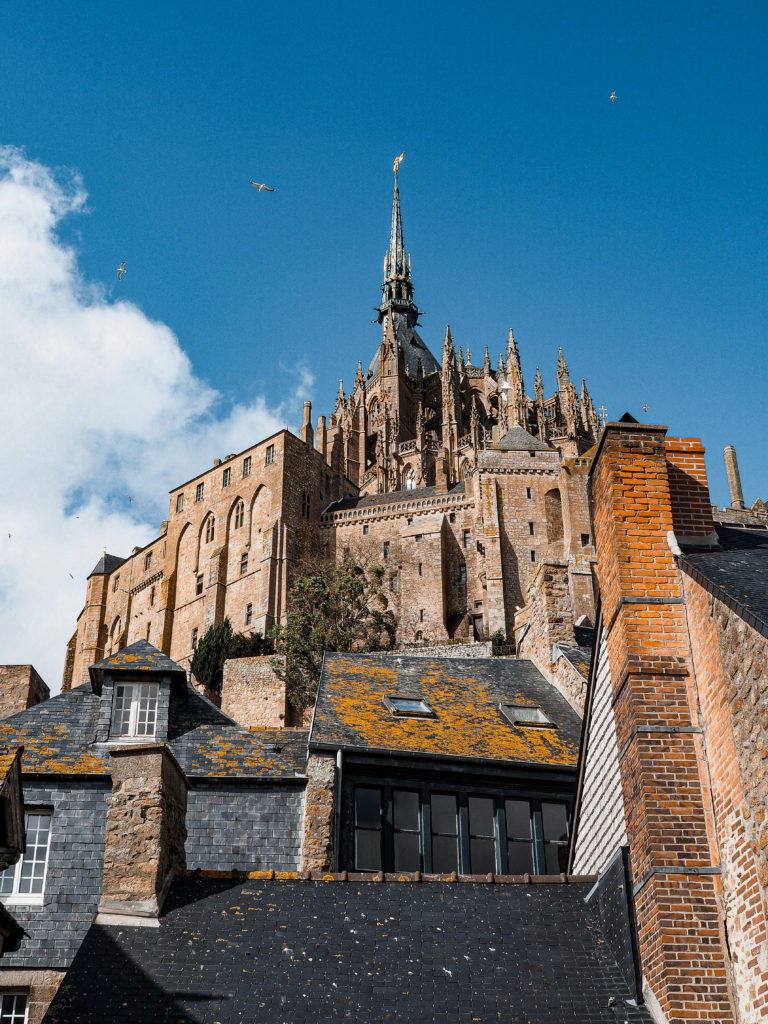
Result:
[355, 830, 382, 872]
[542, 802, 569, 843]
[507, 840, 534, 874]
[505, 799, 532, 839]
[393, 790, 419, 831]
[394, 832, 421, 872]
[0, 993, 28, 1024]
[354, 788, 382, 830]
[389, 697, 432, 715]
[432, 835, 458, 873]
[470, 837, 496, 874]
[0, 866, 14, 893]
[468, 796, 494, 837]
[431, 794, 457, 835]
[544, 842, 569, 874]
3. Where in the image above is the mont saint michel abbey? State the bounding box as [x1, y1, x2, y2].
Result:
[64, 172, 602, 689]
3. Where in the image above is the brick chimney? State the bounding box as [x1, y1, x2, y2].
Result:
[96, 744, 189, 927]
[589, 421, 735, 1021]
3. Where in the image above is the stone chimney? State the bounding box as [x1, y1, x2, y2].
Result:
[724, 444, 745, 509]
[96, 744, 189, 927]
[0, 666, 50, 720]
[301, 401, 314, 447]
[316, 414, 327, 459]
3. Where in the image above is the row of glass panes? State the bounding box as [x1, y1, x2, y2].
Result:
[0, 812, 51, 900]
[353, 785, 570, 876]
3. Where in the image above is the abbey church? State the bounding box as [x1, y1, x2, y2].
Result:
[64, 171, 602, 689]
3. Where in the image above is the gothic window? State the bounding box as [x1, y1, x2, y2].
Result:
[234, 501, 245, 529]
[404, 467, 416, 490]
[205, 516, 215, 543]
[528, 522, 534, 535]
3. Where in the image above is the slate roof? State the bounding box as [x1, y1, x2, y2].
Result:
[311, 655, 581, 767]
[45, 877, 652, 1023]
[553, 644, 592, 682]
[89, 639, 187, 689]
[246, 729, 309, 773]
[365, 311, 441, 380]
[87, 553, 125, 578]
[681, 525, 768, 634]
[495, 425, 552, 452]
[325, 482, 465, 514]
[0, 685, 300, 780]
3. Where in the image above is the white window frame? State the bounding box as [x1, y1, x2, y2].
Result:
[111, 682, 159, 741]
[0, 811, 52, 907]
[0, 991, 28, 1023]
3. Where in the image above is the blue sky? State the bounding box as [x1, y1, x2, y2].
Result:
[1, 1, 766, 682]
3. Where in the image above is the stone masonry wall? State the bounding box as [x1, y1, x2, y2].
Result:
[221, 657, 287, 729]
[683, 569, 768, 1024]
[0, 666, 50, 720]
[300, 754, 336, 873]
[0, 780, 109, 970]
[185, 783, 304, 872]
[0, 968, 66, 1024]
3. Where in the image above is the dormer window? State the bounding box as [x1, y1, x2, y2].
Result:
[500, 703, 554, 728]
[383, 695, 435, 718]
[111, 682, 159, 739]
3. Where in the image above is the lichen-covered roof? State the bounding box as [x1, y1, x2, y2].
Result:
[46, 877, 653, 1023]
[311, 655, 581, 767]
[682, 525, 768, 634]
[89, 640, 187, 688]
[495, 425, 553, 452]
[0, 685, 300, 780]
[246, 729, 309, 773]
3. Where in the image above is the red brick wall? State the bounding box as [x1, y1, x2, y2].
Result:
[590, 422, 735, 1022]
[664, 437, 716, 542]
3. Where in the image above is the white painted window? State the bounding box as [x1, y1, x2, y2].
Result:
[111, 683, 159, 739]
[0, 992, 28, 1023]
[0, 812, 52, 905]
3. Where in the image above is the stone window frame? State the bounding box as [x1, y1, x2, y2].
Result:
[113, 574, 120, 593]
[530, 550, 536, 563]
[245, 603, 253, 626]
[176, 492, 184, 513]
[234, 501, 245, 529]
[382, 541, 390, 560]
[265, 444, 275, 466]
[196, 482, 204, 502]
[144, 551, 153, 572]
[462, 529, 471, 548]
[362, 524, 369, 536]
[528, 522, 535, 535]
[0, 991, 28, 1023]
[222, 467, 231, 488]
[390, 574, 398, 593]
[243, 456, 252, 477]
[0, 809, 53, 906]
[458, 564, 467, 584]
[110, 682, 160, 741]
[204, 516, 215, 544]
[526, 487, 532, 499]
[196, 574, 204, 596]
[192, 628, 199, 651]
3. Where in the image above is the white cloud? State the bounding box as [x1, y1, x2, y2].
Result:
[0, 147, 308, 691]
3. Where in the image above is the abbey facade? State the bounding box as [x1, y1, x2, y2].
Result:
[64, 173, 601, 690]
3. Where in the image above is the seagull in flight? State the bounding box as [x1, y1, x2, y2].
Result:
[610, 91, 617, 103]
[116, 261, 127, 280]
[250, 181, 275, 191]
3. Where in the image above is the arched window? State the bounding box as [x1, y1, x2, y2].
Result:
[544, 488, 564, 543]
[404, 467, 416, 490]
[234, 501, 245, 529]
[205, 516, 215, 544]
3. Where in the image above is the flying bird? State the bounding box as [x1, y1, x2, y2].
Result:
[250, 181, 275, 191]
[68, 573, 74, 579]
[610, 91, 617, 103]
[393, 151, 405, 173]
[116, 261, 127, 280]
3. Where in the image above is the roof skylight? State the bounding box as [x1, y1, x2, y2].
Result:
[383, 695, 435, 718]
[499, 703, 555, 728]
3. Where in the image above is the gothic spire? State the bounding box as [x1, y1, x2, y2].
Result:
[379, 170, 417, 323]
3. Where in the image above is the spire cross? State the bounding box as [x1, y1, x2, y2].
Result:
[598, 405, 608, 426]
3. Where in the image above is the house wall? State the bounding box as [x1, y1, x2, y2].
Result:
[0, 667, 49, 720]
[683, 570, 768, 1024]
[185, 783, 305, 872]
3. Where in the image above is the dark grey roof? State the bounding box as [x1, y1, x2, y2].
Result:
[311, 654, 582, 767]
[495, 425, 552, 452]
[44, 877, 653, 1023]
[89, 640, 187, 691]
[325, 482, 465, 514]
[245, 729, 309, 773]
[554, 644, 593, 682]
[365, 311, 441, 380]
[87, 553, 125, 578]
[0, 684, 300, 780]
[682, 525, 768, 634]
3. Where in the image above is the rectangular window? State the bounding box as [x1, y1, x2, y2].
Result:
[196, 482, 204, 502]
[265, 445, 274, 466]
[449, 512, 456, 523]
[418, 563, 423, 576]
[393, 790, 421, 872]
[462, 529, 470, 548]
[390, 574, 398, 593]
[505, 798, 534, 874]
[222, 467, 231, 488]
[243, 456, 252, 477]
[528, 522, 534, 535]
[530, 550, 536, 562]
[528, 451, 536, 458]
[111, 682, 159, 739]
[149, 586, 155, 606]
[541, 801, 570, 873]
[196, 574, 204, 596]
[419, 608, 424, 622]
[113, 575, 120, 593]
[384, 696, 434, 717]
[415, 534, 423, 543]
[430, 793, 459, 873]
[363, 525, 369, 536]
[192, 628, 198, 650]
[144, 551, 152, 571]
[176, 493, 184, 513]
[581, 533, 590, 548]
[245, 603, 253, 626]
[526, 487, 532, 499]
[468, 795, 497, 874]
[0, 992, 28, 1023]
[458, 564, 467, 584]
[383, 542, 390, 560]
[240, 553, 248, 575]
[0, 811, 52, 903]
[354, 786, 383, 872]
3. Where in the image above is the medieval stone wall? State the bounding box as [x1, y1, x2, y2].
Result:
[0, 666, 49, 720]
[220, 656, 287, 728]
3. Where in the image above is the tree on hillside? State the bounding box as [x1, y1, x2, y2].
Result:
[271, 557, 397, 714]
[191, 618, 273, 695]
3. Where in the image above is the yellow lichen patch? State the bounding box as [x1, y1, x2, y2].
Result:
[320, 656, 578, 767]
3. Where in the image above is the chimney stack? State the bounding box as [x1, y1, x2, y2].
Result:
[301, 401, 314, 447]
[724, 445, 745, 509]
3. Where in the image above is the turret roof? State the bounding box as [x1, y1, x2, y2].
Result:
[495, 425, 553, 452]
